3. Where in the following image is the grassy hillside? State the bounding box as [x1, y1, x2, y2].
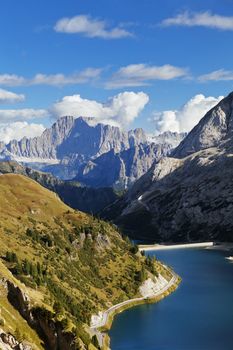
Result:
[0, 161, 118, 214]
[0, 174, 160, 350]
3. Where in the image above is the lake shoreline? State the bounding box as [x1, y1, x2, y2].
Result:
[109, 247, 233, 350]
[91, 266, 181, 350]
[96, 241, 233, 349]
[138, 241, 214, 251]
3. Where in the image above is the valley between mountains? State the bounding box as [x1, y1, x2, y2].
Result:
[0, 91, 233, 349]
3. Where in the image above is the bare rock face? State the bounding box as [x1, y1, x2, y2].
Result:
[6, 281, 78, 350]
[102, 92, 233, 242]
[0, 116, 185, 189]
[7, 116, 75, 160]
[0, 328, 32, 350]
[173, 93, 232, 158]
[75, 141, 175, 189]
[4, 116, 146, 162]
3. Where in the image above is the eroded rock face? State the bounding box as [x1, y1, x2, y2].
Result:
[102, 92, 233, 242]
[173, 93, 232, 158]
[7, 116, 75, 160]
[0, 116, 185, 189]
[6, 281, 78, 350]
[75, 141, 177, 189]
[3, 116, 146, 163]
[0, 328, 32, 350]
[7, 281, 33, 322]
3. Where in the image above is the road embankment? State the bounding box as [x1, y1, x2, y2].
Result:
[138, 242, 214, 251]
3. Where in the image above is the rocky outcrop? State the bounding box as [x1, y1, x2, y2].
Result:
[6, 281, 78, 350]
[0, 329, 32, 350]
[102, 92, 233, 242]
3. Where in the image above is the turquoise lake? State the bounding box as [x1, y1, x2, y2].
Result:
[109, 248, 233, 350]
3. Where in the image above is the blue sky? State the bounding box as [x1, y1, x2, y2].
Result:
[1, 0, 233, 141]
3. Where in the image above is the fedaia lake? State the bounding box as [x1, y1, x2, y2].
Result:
[109, 248, 233, 350]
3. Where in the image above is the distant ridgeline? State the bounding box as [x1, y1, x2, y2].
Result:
[0, 116, 186, 190]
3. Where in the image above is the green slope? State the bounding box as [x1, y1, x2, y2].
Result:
[0, 174, 159, 350]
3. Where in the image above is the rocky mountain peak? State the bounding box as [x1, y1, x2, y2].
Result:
[103, 91, 233, 242]
[0, 115, 186, 188]
[173, 92, 233, 158]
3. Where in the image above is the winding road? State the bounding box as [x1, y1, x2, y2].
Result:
[90, 271, 178, 330]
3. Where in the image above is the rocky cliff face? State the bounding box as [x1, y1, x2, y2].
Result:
[5, 279, 78, 350]
[76, 142, 174, 189]
[102, 92, 233, 242]
[0, 116, 185, 189]
[4, 116, 146, 162]
[0, 328, 32, 350]
[173, 93, 231, 158]
[7, 116, 75, 160]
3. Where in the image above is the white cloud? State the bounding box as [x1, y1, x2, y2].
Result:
[0, 109, 49, 123]
[0, 68, 102, 87]
[151, 94, 223, 133]
[0, 74, 26, 86]
[0, 89, 25, 104]
[162, 11, 233, 30]
[51, 92, 149, 128]
[0, 122, 45, 143]
[54, 14, 133, 39]
[106, 63, 188, 88]
[199, 69, 233, 82]
[31, 68, 102, 86]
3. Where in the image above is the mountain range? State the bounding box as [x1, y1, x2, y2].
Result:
[0, 117, 185, 190]
[102, 92, 233, 243]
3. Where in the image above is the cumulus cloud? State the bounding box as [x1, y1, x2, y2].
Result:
[0, 109, 49, 123]
[151, 94, 223, 133]
[54, 14, 133, 39]
[0, 122, 45, 143]
[162, 11, 233, 30]
[106, 63, 188, 88]
[0, 89, 25, 104]
[51, 92, 149, 128]
[199, 69, 233, 82]
[0, 68, 102, 87]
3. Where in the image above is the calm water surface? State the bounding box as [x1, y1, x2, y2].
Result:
[109, 248, 233, 350]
